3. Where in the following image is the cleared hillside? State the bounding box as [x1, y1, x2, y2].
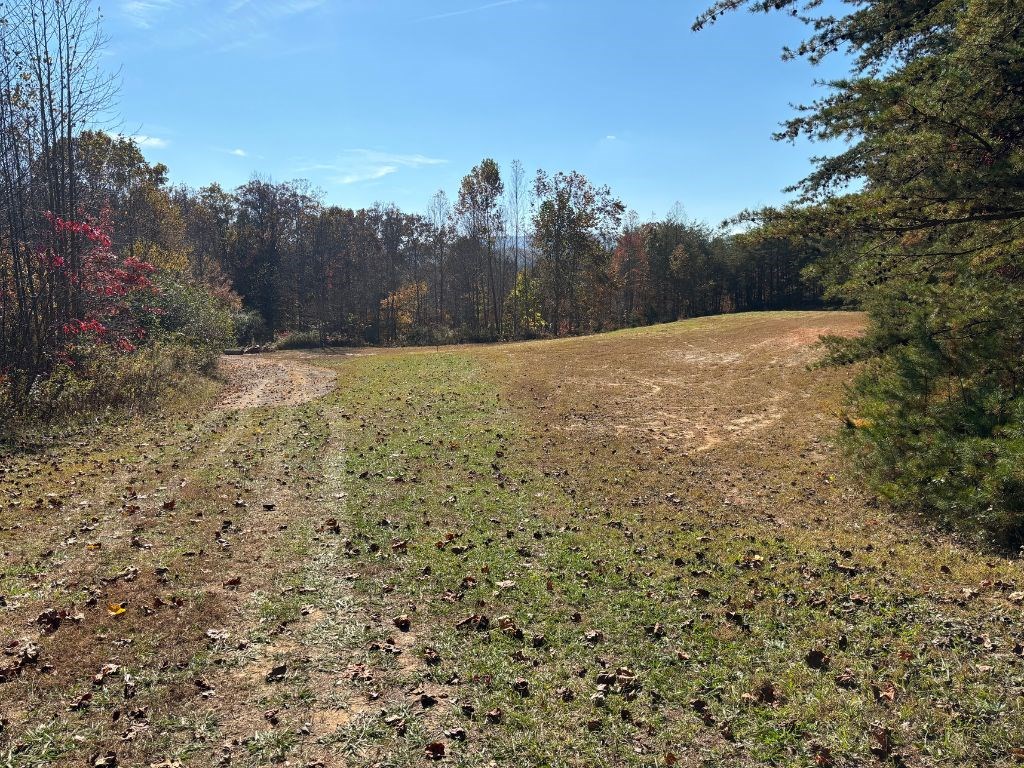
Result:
[2, 311, 1022, 768]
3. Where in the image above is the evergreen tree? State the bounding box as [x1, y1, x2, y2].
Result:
[698, 0, 1024, 539]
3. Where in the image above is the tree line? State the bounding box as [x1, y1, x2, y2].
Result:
[165, 161, 822, 347]
[0, 0, 820, 420]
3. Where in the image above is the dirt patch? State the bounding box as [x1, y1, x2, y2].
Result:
[216, 354, 338, 409]
[495, 311, 864, 454]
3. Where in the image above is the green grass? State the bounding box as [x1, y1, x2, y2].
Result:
[3, 313, 1023, 767]
[255, 344, 1021, 767]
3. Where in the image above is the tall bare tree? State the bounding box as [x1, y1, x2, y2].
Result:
[456, 159, 504, 338]
[426, 189, 451, 329]
[505, 159, 527, 338]
[0, 0, 115, 400]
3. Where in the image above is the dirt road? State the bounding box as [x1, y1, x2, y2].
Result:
[215, 352, 339, 409]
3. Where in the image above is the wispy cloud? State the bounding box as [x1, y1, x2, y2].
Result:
[120, 0, 178, 29]
[130, 134, 169, 149]
[228, 148, 247, 157]
[301, 149, 447, 186]
[418, 0, 525, 22]
[227, 0, 324, 19]
[269, 0, 325, 16]
[339, 165, 400, 184]
[121, 0, 326, 50]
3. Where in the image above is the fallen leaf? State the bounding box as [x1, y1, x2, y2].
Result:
[266, 664, 287, 682]
[497, 615, 524, 640]
[69, 692, 93, 711]
[872, 681, 897, 704]
[831, 560, 861, 576]
[869, 722, 893, 759]
[805, 648, 829, 670]
[835, 668, 858, 689]
[424, 742, 445, 760]
[811, 743, 834, 767]
[36, 607, 68, 634]
[93, 663, 120, 686]
[645, 622, 666, 638]
[455, 614, 489, 631]
[745, 679, 779, 705]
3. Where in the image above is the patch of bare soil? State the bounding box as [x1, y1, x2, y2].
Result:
[216, 353, 338, 409]
[496, 310, 864, 454]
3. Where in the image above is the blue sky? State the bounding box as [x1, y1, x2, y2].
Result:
[104, 0, 848, 224]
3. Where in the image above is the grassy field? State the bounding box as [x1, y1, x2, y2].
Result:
[2, 311, 1023, 767]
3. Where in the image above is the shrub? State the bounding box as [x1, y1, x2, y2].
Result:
[271, 330, 323, 350]
[838, 316, 1024, 545]
[232, 310, 269, 346]
[24, 340, 216, 423]
[143, 273, 233, 366]
[2, 274, 233, 433]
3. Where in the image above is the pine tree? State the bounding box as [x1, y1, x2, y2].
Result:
[698, 0, 1024, 540]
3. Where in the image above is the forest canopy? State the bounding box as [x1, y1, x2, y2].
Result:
[154, 163, 821, 349]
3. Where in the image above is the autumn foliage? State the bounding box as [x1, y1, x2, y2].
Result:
[45, 211, 157, 357]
